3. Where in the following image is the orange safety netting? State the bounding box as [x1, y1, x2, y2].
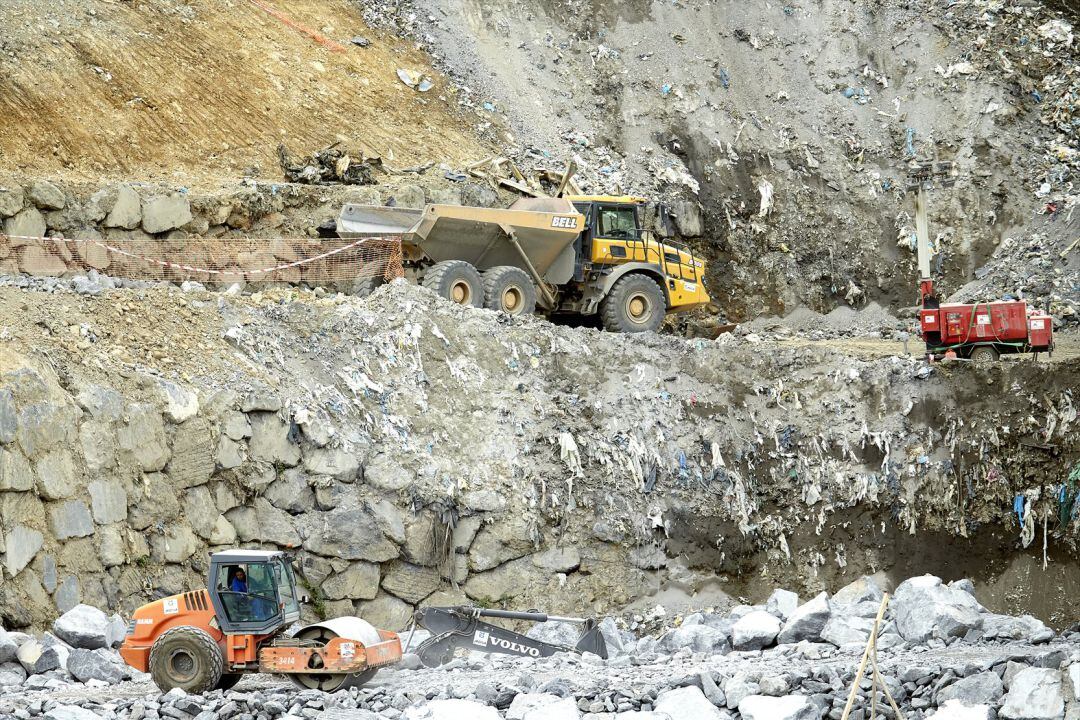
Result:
[0, 233, 404, 287]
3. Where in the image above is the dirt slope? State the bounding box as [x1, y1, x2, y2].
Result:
[0, 0, 489, 185]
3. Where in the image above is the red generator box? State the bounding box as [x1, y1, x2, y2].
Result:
[1027, 313, 1054, 351]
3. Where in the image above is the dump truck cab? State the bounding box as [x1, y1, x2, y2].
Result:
[564, 195, 710, 322]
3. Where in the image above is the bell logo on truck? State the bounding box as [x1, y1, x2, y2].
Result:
[551, 216, 577, 229]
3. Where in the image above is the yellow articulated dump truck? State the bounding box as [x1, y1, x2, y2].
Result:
[336, 195, 709, 333]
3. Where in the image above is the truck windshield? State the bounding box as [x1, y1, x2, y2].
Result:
[598, 206, 639, 239]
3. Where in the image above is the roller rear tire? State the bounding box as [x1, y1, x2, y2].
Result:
[287, 619, 381, 692]
[423, 261, 484, 307]
[601, 274, 666, 333]
[483, 266, 537, 316]
[148, 626, 224, 694]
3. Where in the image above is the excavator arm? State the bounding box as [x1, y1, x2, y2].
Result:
[412, 606, 608, 667]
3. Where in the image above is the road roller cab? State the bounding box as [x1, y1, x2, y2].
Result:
[120, 549, 402, 694]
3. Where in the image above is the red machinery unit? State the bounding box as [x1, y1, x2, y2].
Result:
[909, 162, 1054, 362]
[918, 300, 1054, 361]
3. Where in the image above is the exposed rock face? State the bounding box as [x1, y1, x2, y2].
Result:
[892, 576, 983, 643]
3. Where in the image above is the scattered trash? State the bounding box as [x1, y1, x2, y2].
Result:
[718, 68, 730, 89]
[904, 127, 917, 158]
[661, 84, 673, 96]
[350, 35, 370, 47]
[397, 68, 434, 92]
[757, 179, 774, 217]
[277, 143, 383, 185]
[935, 61, 976, 78]
[1036, 19, 1073, 45]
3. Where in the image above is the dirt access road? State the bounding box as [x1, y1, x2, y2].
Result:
[775, 333, 1080, 364]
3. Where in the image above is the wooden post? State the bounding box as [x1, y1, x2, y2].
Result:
[840, 593, 891, 720]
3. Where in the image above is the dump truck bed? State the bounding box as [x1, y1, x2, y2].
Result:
[337, 197, 585, 281]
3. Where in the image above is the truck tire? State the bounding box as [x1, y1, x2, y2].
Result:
[483, 266, 537, 316]
[422, 261, 484, 307]
[148, 626, 223, 694]
[351, 274, 385, 298]
[601, 274, 666, 333]
[969, 346, 1000, 364]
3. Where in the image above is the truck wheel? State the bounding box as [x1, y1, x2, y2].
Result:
[423, 261, 483, 307]
[148, 626, 223, 694]
[601, 274, 666, 333]
[970, 346, 1000, 364]
[483, 266, 537, 316]
[351, 274, 385, 298]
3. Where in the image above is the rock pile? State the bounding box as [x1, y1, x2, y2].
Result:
[2, 577, 1079, 720]
[0, 605, 133, 693]
[0, 280, 1077, 635]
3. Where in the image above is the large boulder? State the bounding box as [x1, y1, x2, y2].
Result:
[982, 614, 1054, 643]
[380, 563, 439, 605]
[938, 671, 1004, 707]
[777, 592, 831, 644]
[0, 629, 18, 663]
[44, 708, 104, 720]
[16, 634, 69, 674]
[27, 181, 65, 210]
[928, 701, 993, 720]
[0, 184, 24, 217]
[724, 672, 760, 709]
[654, 686, 723, 720]
[88, 479, 128, 525]
[520, 698, 578, 720]
[892, 576, 982, 643]
[141, 192, 192, 234]
[67, 648, 124, 683]
[404, 699, 500, 720]
[506, 694, 561, 720]
[732, 610, 781, 650]
[53, 604, 112, 649]
[4, 207, 46, 241]
[999, 667, 1065, 720]
[526, 621, 579, 647]
[832, 576, 885, 606]
[0, 661, 26, 688]
[467, 516, 537, 572]
[738, 695, 817, 720]
[248, 413, 301, 467]
[659, 624, 731, 655]
[821, 614, 875, 647]
[766, 589, 799, 620]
